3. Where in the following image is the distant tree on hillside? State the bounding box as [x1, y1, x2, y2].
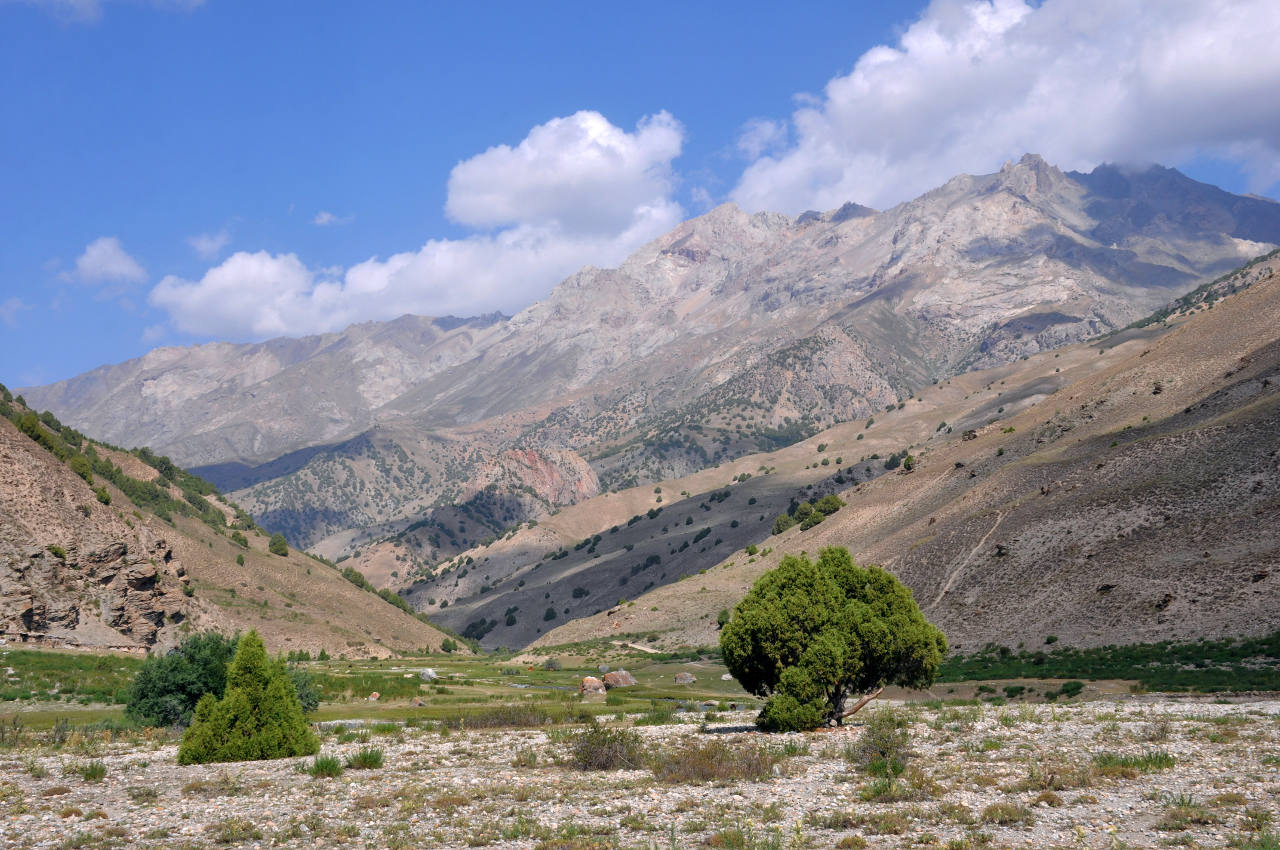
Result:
[268, 533, 289, 556]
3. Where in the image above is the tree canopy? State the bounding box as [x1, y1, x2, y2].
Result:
[720, 546, 946, 731]
[268, 533, 289, 556]
[178, 631, 318, 764]
[124, 632, 236, 727]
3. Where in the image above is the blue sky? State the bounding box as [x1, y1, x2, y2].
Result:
[3, 0, 1279, 387]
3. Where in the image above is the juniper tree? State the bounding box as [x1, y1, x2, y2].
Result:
[720, 546, 946, 731]
[177, 631, 318, 764]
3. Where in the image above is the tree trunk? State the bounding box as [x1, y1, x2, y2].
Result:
[839, 687, 884, 720]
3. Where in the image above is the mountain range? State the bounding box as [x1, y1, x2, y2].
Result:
[17, 154, 1280, 651]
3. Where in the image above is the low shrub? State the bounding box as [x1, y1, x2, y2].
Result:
[981, 802, 1033, 825]
[75, 761, 106, 782]
[650, 738, 780, 784]
[568, 724, 643, 771]
[345, 747, 383, 770]
[850, 707, 911, 777]
[1092, 750, 1175, 778]
[308, 754, 343, 778]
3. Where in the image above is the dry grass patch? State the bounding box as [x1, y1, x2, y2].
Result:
[651, 738, 781, 784]
[980, 801, 1034, 825]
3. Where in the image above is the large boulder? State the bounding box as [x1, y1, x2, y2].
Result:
[419, 668, 438, 682]
[602, 670, 637, 689]
[674, 672, 697, 685]
[579, 676, 607, 697]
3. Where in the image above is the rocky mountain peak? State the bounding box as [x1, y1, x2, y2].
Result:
[995, 152, 1066, 195]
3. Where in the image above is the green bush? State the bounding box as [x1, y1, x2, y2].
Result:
[813, 494, 845, 515]
[771, 514, 797, 535]
[125, 632, 237, 727]
[94, 487, 111, 505]
[230, 531, 249, 548]
[177, 631, 319, 764]
[287, 668, 321, 714]
[67, 454, 94, 484]
[721, 547, 946, 731]
[851, 707, 910, 777]
[268, 534, 289, 556]
[569, 724, 643, 770]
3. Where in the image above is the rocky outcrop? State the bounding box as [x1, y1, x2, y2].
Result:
[0, 416, 194, 649]
[486, 449, 600, 505]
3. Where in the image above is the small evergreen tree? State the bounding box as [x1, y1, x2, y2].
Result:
[177, 631, 318, 764]
[720, 547, 946, 732]
[268, 533, 289, 556]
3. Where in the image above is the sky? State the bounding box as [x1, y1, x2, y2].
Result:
[2, 0, 1280, 387]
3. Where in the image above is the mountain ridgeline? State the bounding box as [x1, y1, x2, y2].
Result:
[18, 155, 1280, 650]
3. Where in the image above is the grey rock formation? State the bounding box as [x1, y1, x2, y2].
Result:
[21, 157, 1280, 566]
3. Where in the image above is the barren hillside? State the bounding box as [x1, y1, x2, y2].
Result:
[0, 401, 459, 657]
[535, 257, 1280, 651]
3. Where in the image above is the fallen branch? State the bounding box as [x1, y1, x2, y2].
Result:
[840, 686, 885, 720]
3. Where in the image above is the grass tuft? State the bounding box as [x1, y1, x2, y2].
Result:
[308, 754, 344, 778]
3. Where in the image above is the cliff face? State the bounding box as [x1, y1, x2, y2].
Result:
[19, 157, 1280, 569]
[0, 416, 194, 649]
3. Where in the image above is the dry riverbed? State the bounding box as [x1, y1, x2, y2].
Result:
[2, 697, 1278, 849]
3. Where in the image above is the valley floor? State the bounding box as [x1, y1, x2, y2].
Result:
[2, 697, 1278, 849]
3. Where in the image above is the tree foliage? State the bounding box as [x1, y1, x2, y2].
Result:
[124, 632, 237, 727]
[268, 533, 289, 556]
[178, 631, 319, 764]
[720, 547, 946, 731]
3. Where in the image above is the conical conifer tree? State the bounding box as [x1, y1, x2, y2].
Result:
[178, 630, 319, 764]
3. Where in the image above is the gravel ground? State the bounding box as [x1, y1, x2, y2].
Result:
[2, 696, 1278, 849]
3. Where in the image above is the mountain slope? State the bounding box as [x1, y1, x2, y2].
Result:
[534, 253, 1280, 651]
[0, 394, 459, 657]
[20, 157, 1280, 566]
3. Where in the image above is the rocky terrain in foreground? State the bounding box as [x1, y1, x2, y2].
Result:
[1, 697, 1276, 849]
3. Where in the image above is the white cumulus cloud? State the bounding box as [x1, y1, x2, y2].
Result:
[187, 230, 230, 260]
[732, 0, 1280, 213]
[149, 111, 685, 339]
[75, 236, 146, 284]
[446, 110, 684, 234]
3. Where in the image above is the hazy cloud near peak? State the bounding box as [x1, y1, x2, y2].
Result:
[149, 111, 686, 339]
[732, 0, 1280, 213]
[75, 236, 146, 284]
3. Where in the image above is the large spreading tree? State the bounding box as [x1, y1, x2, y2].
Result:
[720, 546, 947, 731]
